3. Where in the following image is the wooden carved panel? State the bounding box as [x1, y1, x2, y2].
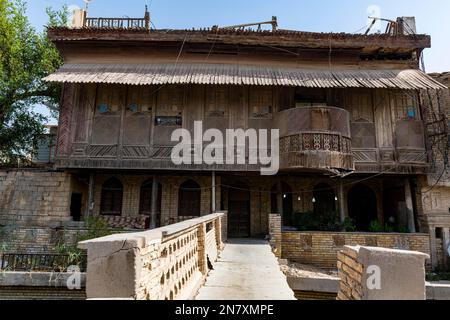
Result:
[74, 84, 96, 143]
[351, 122, 376, 148]
[122, 146, 150, 158]
[88, 145, 118, 157]
[57, 84, 76, 156]
[395, 120, 425, 149]
[352, 149, 378, 163]
[123, 116, 151, 146]
[347, 89, 374, 122]
[397, 150, 427, 163]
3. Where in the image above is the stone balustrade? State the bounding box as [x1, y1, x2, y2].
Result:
[78, 212, 227, 300]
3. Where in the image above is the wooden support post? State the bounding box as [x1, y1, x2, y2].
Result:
[87, 173, 95, 217]
[404, 179, 416, 233]
[277, 179, 283, 221]
[150, 177, 158, 229]
[211, 171, 216, 213]
[338, 183, 346, 223]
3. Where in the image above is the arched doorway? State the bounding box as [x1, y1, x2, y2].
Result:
[313, 183, 336, 220]
[100, 177, 123, 216]
[271, 183, 294, 227]
[348, 184, 378, 231]
[178, 180, 201, 217]
[228, 181, 250, 238]
[139, 179, 162, 228]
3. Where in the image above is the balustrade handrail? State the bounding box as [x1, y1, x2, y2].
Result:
[78, 212, 226, 249]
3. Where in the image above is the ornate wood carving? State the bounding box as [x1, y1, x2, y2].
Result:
[57, 84, 76, 156]
[352, 149, 378, 163]
[88, 145, 118, 157]
[122, 146, 150, 158]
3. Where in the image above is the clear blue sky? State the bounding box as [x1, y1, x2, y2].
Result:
[27, 0, 450, 123]
[28, 0, 450, 72]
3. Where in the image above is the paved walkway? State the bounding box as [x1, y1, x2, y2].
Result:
[196, 239, 296, 300]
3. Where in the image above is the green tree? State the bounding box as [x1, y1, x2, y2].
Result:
[0, 0, 67, 164]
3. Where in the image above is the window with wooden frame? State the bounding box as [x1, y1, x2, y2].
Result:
[294, 88, 327, 108]
[392, 91, 419, 121]
[126, 86, 153, 115]
[205, 86, 228, 117]
[347, 89, 374, 123]
[156, 86, 184, 116]
[178, 180, 201, 217]
[100, 177, 123, 216]
[249, 87, 273, 118]
[278, 87, 296, 111]
[95, 85, 123, 115]
[155, 86, 184, 126]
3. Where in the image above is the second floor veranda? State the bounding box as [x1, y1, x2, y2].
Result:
[44, 63, 446, 174]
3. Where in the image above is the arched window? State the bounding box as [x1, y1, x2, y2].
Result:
[348, 184, 378, 231]
[313, 183, 336, 219]
[139, 179, 162, 227]
[100, 177, 123, 216]
[178, 180, 201, 217]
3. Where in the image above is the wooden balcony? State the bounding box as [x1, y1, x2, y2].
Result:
[274, 106, 353, 172]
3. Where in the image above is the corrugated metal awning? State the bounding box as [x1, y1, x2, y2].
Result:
[43, 63, 447, 90]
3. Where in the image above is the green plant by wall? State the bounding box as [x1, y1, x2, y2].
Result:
[291, 211, 356, 232]
[54, 216, 114, 271]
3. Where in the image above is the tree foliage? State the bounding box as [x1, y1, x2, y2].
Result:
[0, 0, 66, 164]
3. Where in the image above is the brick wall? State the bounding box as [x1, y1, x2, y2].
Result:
[0, 226, 81, 254]
[336, 246, 363, 300]
[269, 214, 282, 257]
[0, 170, 76, 253]
[92, 174, 216, 223]
[0, 170, 72, 226]
[282, 231, 431, 269]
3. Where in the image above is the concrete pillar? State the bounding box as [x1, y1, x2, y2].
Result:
[87, 173, 95, 217]
[442, 228, 450, 269]
[337, 246, 429, 300]
[269, 214, 282, 257]
[405, 179, 416, 233]
[211, 171, 216, 213]
[429, 226, 438, 270]
[150, 177, 158, 228]
[338, 183, 347, 223]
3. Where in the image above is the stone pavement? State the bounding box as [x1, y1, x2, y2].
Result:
[195, 239, 296, 300]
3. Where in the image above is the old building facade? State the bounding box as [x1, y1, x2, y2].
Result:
[1, 13, 449, 270]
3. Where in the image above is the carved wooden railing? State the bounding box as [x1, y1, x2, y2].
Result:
[79, 212, 227, 300]
[274, 106, 354, 171]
